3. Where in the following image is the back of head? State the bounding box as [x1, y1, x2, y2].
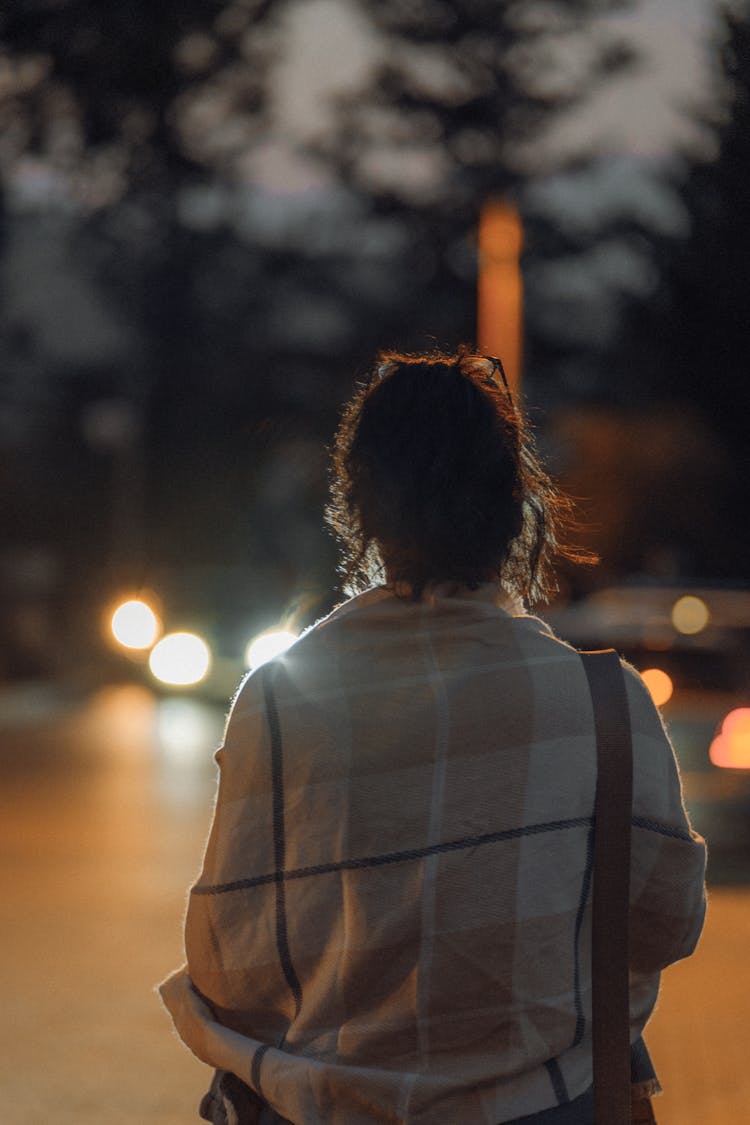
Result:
[327, 347, 586, 603]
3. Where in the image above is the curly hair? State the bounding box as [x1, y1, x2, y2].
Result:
[326, 346, 591, 604]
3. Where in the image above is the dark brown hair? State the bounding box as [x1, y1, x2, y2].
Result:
[326, 346, 591, 603]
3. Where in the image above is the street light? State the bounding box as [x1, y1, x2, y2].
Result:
[244, 629, 298, 671]
[110, 599, 161, 650]
[149, 632, 211, 687]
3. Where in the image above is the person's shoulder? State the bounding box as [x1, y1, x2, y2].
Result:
[267, 590, 384, 665]
[514, 621, 665, 722]
[301, 587, 395, 637]
[618, 657, 671, 734]
[229, 589, 391, 703]
[510, 609, 583, 659]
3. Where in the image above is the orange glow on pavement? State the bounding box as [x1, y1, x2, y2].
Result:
[710, 708, 750, 769]
[641, 668, 674, 707]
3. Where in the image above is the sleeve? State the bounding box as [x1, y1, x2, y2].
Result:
[157, 670, 276, 1067]
[622, 661, 707, 975]
[193, 670, 274, 892]
[180, 668, 286, 1024]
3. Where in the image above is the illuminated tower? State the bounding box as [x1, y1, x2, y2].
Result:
[477, 200, 523, 398]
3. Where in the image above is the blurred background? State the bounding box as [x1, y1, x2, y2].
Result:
[0, 1, 748, 1122]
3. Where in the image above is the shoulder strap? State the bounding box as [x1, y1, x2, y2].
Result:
[581, 650, 633, 1125]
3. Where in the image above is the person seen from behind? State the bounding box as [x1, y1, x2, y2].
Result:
[160, 347, 707, 1124]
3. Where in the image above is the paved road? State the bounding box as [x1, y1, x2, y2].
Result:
[0, 683, 216, 1125]
[0, 682, 747, 1124]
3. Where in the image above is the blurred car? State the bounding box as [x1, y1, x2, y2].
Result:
[545, 584, 750, 883]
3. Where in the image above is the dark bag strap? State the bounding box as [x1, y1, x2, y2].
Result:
[581, 650, 633, 1125]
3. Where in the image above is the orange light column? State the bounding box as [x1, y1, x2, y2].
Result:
[477, 200, 524, 399]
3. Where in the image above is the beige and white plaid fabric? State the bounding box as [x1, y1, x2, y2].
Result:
[160, 584, 706, 1124]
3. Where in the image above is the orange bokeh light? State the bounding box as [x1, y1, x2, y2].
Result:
[640, 668, 674, 707]
[709, 708, 750, 769]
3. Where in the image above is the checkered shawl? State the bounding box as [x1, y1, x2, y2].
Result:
[160, 585, 706, 1124]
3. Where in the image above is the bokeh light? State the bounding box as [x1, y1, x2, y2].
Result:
[244, 629, 298, 670]
[148, 632, 211, 686]
[640, 667, 674, 707]
[155, 698, 224, 766]
[709, 708, 750, 769]
[111, 599, 161, 650]
[671, 595, 710, 635]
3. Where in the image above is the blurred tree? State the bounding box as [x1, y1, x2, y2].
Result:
[309, 0, 637, 349]
[0, 1, 274, 180]
[0, 0, 640, 646]
[660, 5, 750, 452]
[520, 153, 689, 411]
[603, 3, 750, 579]
[321, 0, 635, 195]
[0, 1, 284, 603]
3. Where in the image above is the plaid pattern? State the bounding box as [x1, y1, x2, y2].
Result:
[160, 584, 706, 1124]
